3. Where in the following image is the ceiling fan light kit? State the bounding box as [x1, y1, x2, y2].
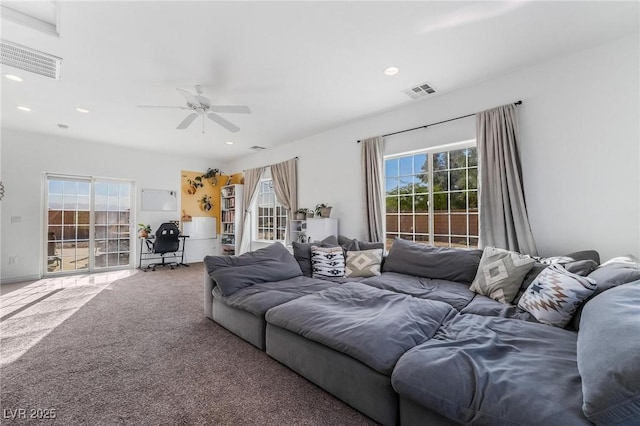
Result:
[138, 85, 251, 133]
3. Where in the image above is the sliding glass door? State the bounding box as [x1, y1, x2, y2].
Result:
[45, 175, 134, 275]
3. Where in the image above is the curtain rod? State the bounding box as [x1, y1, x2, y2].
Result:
[242, 156, 298, 172]
[357, 100, 522, 143]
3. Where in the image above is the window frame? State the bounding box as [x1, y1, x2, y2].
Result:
[384, 139, 478, 249]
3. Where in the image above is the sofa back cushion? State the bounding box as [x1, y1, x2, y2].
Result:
[383, 238, 482, 283]
[577, 280, 640, 425]
[204, 242, 302, 297]
[292, 235, 339, 277]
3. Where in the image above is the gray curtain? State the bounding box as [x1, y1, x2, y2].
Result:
[238, 166, 266, 254]
[476, 104, 538, 255]
[270, 158, 298, 246]
[361, 136, 385, 242]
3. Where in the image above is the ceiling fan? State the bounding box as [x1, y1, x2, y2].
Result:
[138, 85, 251, 133]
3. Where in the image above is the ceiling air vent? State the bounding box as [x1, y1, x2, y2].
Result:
[0, 39, 62, 80]
[249, 145, 267, 151]
[403, 82, 436, 100]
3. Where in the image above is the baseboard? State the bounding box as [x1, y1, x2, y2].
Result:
[1, 274, 41, 285]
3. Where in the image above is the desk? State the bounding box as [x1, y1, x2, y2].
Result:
[138, 235, 189, 270]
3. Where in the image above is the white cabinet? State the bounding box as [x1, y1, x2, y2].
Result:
[220, 184, 243, 255]
[182, 217, 219, 263]
[290, 218, 338, 243]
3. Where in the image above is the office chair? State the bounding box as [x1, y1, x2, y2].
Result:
[145, 222, 181, 271]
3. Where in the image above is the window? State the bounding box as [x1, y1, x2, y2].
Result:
[385, 142, 478, 250]
[256, 179, 288, 242]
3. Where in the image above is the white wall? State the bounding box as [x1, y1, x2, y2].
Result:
[0, 129, 222, 282]
[228, 34, 639, 262]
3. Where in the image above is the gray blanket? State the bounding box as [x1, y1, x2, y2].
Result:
[265, 282, 456, 375]
[214, 276, 338, 317]
[361, 272, 475, 311]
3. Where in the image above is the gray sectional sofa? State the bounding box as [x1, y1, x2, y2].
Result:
[204, 238, 640, 426]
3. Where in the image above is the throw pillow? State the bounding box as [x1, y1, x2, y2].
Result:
[518, 264, 597, 328]
[470, 247, 536, 304]
[345, 249, 383, 278]
[338, 235, 360, 251]
[292, 235, 339, 277]
[311, 246, 345, 278]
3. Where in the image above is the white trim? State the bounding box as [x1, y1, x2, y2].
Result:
[384, 139, 476, 160]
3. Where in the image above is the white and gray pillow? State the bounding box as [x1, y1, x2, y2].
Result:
[470, 246, 536, 304]
[311, 246, 345, 278]
[345, 249, 383, 278]
[518, 264, 597, 328]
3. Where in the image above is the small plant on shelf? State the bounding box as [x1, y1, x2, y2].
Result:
[294, 208, 308, 220]
[138, 224, 152, 238]
[199, 195, 213, 211]
[315, 203, 332, 218]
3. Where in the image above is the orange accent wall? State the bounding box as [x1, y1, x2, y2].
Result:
[181, 170, 244, 233]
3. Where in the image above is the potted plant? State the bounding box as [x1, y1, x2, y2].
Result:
[202, 168, 221, 185]
[186, 177, 204, 194]
[138, 224, 152, 238]
[199, 194, 213, 211]
[294, 208, 307, 220]
[306, 209, 315, 219]
[315, 203, 332, 218]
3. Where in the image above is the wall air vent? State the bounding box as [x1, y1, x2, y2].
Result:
[403, 82, 436, 99]
[249, 145, 267, 151]
[0, 39, 62, 80]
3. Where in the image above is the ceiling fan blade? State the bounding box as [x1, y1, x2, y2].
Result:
[176, 88, 200, 106]
[208, 105, 251, 114]
[207, 112, 240, 133]
[137, 105, 190, 110]
[177, 113, 199, 129]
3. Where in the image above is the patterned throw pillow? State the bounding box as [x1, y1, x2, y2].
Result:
[470, 246, 536, 304]
[518, 264, 597, 327]
[310, 246, 345, 278]
[345, 249, 383, 278]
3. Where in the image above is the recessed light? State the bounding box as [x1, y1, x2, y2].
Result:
[17, 106, 31, 112]
[57, 123, 69, 129]
[384, 66, 400, 76]
[75, 107, 90, 113]
[225, 141, 234, 145]
[5, 74, 23, 82]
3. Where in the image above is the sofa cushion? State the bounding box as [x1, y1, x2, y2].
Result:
[360, 272, 475, 311]
[383, 238, 482, 283]
[392, 314, 590, 425]
[572, 255, 640, 330]
[469, 246, 535, 304]
[205, 242, 302, 297]
[357, 241, 384, 250]
[337, 234, 359, 251]
[265, 282, 456, 375]
[292, 235, 339, 277]
[345, 249, 382, 278]
[518, 264, 596, 327]
[310, 246, 345, 278]
[577, 281, 640, 425]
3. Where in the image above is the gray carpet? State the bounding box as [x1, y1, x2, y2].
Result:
[0, 264, 377, 425]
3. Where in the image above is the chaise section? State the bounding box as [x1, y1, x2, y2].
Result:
[392, 314, 590, 426]
[265, 282, 457, 424]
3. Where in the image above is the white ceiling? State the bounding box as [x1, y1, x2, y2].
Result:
[1, 1, 638, 162]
